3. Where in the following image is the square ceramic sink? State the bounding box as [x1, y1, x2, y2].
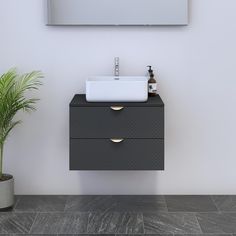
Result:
[86, 76, 148, 102]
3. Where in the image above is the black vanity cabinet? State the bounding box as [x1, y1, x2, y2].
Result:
[70, 94, 164, 170]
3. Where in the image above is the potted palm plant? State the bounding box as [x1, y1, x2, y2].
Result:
[0, 68, 43, 210]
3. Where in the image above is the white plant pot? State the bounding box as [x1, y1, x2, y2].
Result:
[0, 174, 14, 210]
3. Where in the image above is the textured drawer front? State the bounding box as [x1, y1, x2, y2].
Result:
[70, 139, 164, 170]
[70, 107, 164, 138]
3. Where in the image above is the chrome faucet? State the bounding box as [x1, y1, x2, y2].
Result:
[114, 57, 119, 77]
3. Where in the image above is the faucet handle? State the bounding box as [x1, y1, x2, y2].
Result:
[115, 57, 119, 64]
[114, 57, 119, 77]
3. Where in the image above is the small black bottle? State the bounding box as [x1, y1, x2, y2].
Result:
[147, 66, 157, 97]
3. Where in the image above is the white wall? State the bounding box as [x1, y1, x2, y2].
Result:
[1, 0, 236, 195]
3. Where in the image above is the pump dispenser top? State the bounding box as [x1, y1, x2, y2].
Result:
[147, 65, 153, 74]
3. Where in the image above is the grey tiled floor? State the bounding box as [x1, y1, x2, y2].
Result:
[0, 195, 236, 235]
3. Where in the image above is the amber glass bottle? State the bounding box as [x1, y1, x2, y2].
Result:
[147, 66, 157, 97]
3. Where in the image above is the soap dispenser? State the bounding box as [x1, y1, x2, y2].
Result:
[147, 66, 157, 97]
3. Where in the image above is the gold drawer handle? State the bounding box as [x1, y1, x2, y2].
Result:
[110, 106, 124, 111]
[110, 138, 124, 143]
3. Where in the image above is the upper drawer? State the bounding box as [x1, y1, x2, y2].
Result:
[70, 106, 164, 138]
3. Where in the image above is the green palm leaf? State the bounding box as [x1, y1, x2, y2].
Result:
[0, 68, 43, 179]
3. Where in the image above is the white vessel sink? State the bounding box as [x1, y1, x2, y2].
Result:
[86, 76, 148, 102]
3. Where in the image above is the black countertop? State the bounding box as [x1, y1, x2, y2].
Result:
[70, 94, 164, 107]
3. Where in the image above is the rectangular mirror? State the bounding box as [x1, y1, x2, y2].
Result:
[47, 0, 188, 26]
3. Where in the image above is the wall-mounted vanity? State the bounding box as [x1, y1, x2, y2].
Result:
[47, 0, 188, 26]
[70, 94, 164, 170]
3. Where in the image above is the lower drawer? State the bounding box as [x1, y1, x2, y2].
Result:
[70, 139, 164, 170]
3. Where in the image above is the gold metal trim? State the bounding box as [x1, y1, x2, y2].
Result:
[110, 138, 124, 143]
[110, 106, 124, 111]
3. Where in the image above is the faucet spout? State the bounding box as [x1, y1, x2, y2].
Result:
[114, 57, 119, 77]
